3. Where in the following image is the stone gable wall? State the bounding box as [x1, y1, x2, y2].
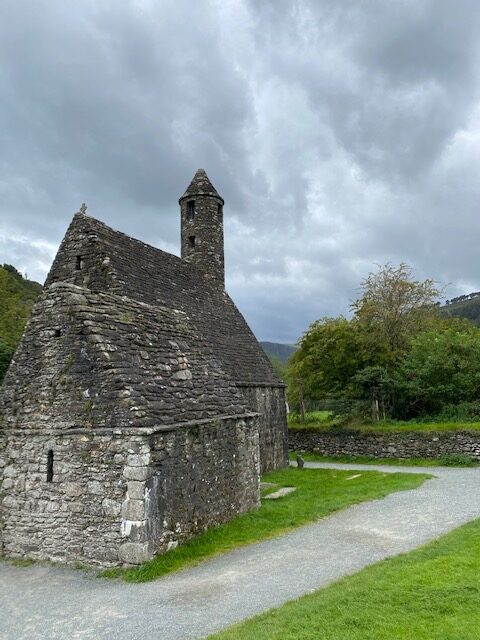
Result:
[45, 214, 282, 387]
[240, 385, 289, 472]
[1, 284, 248, 432]
[0, 416, 260, 567]
[288, 429, 480, 462]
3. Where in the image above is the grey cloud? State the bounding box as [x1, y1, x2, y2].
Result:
[1, 0, 480, 342]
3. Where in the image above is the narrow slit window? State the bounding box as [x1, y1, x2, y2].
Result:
[47, 450, 54, 483]
[187, 200, 195, 221]
[54, 328, 61, 338]
[217, 203, 222, 216]
[76, 255, 83, 270]
[188, 235, 196, 248]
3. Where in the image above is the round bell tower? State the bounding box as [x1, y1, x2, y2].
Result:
[179, 168, 225, 288]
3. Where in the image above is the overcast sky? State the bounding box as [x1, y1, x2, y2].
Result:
[2, 0, 480, 343]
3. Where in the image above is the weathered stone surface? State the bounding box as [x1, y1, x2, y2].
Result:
[102, 498, 121, 517]
[127, 481, 146, 500]
[0, 170, 287, 569]
[123, 466, 152, 482]
[118, 542, 154, 565]
[127, 453, 151, 467]
[240, 385, 288, 472]
[122, 499, 145, 521]
[87, 481, 104, 495]
[0, 416, 260, 567]
[288, 430, 480, 463]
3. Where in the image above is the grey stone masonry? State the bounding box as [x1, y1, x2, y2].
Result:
[179, 168, 225, 288]
[288, 429, 480, 462]
[0, 283, 248, 432]
[1, 416, 259, 567]
[240, 385, 288, 473]
[0, 168, 287, 568]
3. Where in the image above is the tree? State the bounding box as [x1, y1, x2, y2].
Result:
[394, 324, 480, 417]
[351, 263, 442, 366]
[286, 317, 374, 406]
[354, 365, 393, 422]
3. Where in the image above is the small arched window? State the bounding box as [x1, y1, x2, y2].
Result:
[187, 200, 195, 221]
[47, 450, 54, 483]
[76, 255, 83, 270]
[188, 235, 196, 249]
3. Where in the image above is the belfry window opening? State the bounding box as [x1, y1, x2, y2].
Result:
[187, 200, 195, 221]
[46, 450, 54, 483]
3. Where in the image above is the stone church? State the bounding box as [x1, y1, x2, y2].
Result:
[0, 169, 288, 567]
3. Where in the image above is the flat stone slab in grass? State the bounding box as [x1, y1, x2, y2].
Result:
[264, 487, 297, 500]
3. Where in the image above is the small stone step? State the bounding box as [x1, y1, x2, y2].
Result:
[263, 487, 297, 500]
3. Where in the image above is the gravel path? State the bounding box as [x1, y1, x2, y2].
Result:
[1, 462, 479, 640]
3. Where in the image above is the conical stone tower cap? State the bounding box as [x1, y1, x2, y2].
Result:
[179, 168, 224, 203]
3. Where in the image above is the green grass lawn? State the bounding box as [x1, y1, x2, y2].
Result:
[101, 466, 428, 583]
[289, 418, 480, 433]
[208, 518, 480, 640]
[289, 452, 478, 467]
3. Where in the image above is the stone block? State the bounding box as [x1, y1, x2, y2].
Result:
[102, 498, 121, 517]
[118, 542, 154, 565]
[64, 482, 82, 497]
[172, 369, 192, 380]
[87, 480, 103, 495]
[127, 481, 146, 500]
[122, 499, 145, 521]
[123, 466, 152, 481]
[2, 495, 19, 509]
[127, 453, 151, 467]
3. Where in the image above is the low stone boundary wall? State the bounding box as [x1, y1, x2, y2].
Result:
[288, 429, 480, 462]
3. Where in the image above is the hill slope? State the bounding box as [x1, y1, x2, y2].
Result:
[441, 293, 480, 327]
[0, 264, 42, 381]
[261, 341, 296, 364]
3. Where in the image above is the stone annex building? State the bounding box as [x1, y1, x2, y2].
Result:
[0, 169, 288, 566]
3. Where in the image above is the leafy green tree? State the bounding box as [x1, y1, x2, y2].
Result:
[287, 317, 375, 405]
[395, 324, 480, 417]
[353, 365, 393, 421]
[351, 263, 442, 365]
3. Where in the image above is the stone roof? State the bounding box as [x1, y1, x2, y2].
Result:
[179, 168, 224, 203]
[45, 213, 282, 388]
[0, 283, 251, 431]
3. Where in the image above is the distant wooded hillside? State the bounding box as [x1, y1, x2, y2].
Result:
[0, 265, 42, 381]
[261, 341, 296, 364]
[441, 294, 480, 327]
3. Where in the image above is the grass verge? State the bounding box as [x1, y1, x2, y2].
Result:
[288, 419, 480, 433]
[289, 452, 478, 467]
[101, 466, 428, 583]
[208, 518, 480, 640]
